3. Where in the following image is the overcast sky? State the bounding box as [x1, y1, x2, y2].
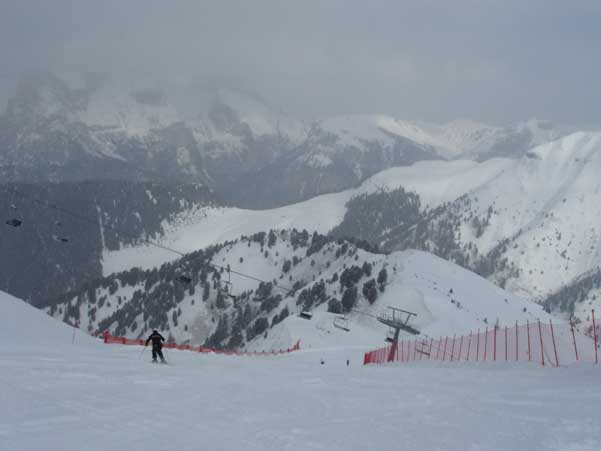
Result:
[1, 0, 600, 126]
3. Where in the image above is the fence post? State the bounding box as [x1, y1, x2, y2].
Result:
[458, 335, 464, 361]
[549, 320, 559, 367]
[538, 319, 545, 366]
[593, 309, 598, 364]
[413, 339, 417, 361]
[484, 327, 488, 361]
[515, 320, 519, 361]
[476, 329, 480, 362]
[436, 337, 442, 360]
[442, 336, 448, 361]
[450, 334, 456, 362]
[570, 319, 579, 361]
[428, 338, 434, 360]
[505, 326, 508, 361]
[527, 320, 531, 362]
[493, 325, 497, 362]
[467, 331, 472, 361]
[103, 330, 109, 344]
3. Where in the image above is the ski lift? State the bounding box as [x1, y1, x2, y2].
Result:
[176, 275, 193, 285]
[6, 187, 22, 227]
[299, 311, 313, 320]
[6, 218, 22, 227]
[215, 265, 238, 301]
[415, 339, 430, 357]
[378, 306, 420, 344]
[222, 265, 236, 300]
[333, 315, 350, 332]
[219, 284, 238, 302]
[385, 329, 396, 343]
[50, 207, 69, 243]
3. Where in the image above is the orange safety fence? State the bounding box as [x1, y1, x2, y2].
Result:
[364, 310, 600, 368]
[103, 331, 301, 356]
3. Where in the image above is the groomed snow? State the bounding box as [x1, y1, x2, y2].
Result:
[2, 291, 600, 451]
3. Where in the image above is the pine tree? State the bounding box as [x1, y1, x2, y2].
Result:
[341, 287, 358, 312]
[362, 278, 378, 304]
[377, 268, 388, 292]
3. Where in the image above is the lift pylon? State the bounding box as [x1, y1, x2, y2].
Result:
[377, 306, 420, 362]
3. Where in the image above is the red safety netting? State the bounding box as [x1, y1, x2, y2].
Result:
[364, 313, 600, 367]
[103, 331, 301, 356]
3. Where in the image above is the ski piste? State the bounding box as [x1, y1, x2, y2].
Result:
[3, 291, 601, 450]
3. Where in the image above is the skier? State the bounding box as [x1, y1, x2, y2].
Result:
[145, 330, 166, 363]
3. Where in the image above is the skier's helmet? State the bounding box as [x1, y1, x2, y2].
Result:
[153, 329, 158, 334]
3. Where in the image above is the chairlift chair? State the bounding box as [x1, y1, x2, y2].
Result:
[220, 265, 238, 301]
[6, 188, 22, 227]
[333, 315, 350, 332]
[176, 275, 193, 285]
[6, 218, 22, 227]
[299, 311, 313, 320]
[415, 339, 430, 357]
[385, 329, 396, 343]
[50, 209, 69, 242]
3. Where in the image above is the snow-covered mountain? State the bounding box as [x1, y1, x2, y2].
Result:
[47, 230, 547, 349]
[320, 116, 563, 161]
[95, 131, 601, 325]
[0, 72, 210, 183]
[0, 71, 564, 208]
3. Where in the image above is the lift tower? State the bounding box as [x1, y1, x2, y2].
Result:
[377, 306, 420, 362]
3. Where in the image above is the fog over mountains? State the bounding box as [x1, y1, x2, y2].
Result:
[1, 71, 599, 348]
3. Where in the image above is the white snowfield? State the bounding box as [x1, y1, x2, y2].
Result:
[2, 291, 600, 451]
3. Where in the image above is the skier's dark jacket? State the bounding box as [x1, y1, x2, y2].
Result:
[145, 331, 165, 348]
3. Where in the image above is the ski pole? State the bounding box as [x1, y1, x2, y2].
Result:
[163, 347, 173, 365]
[139, 345, 147, 360]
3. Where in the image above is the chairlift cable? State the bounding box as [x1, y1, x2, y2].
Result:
[1, 184, 297, 296]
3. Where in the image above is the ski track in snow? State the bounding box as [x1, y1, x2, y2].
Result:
[2, 292, 600, 451]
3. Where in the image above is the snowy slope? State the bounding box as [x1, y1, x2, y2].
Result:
[0, 291, 96, 348]
[3, 287, 601, 451]
[248, 249, 549, 352]
[63, 226, 549, 353]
